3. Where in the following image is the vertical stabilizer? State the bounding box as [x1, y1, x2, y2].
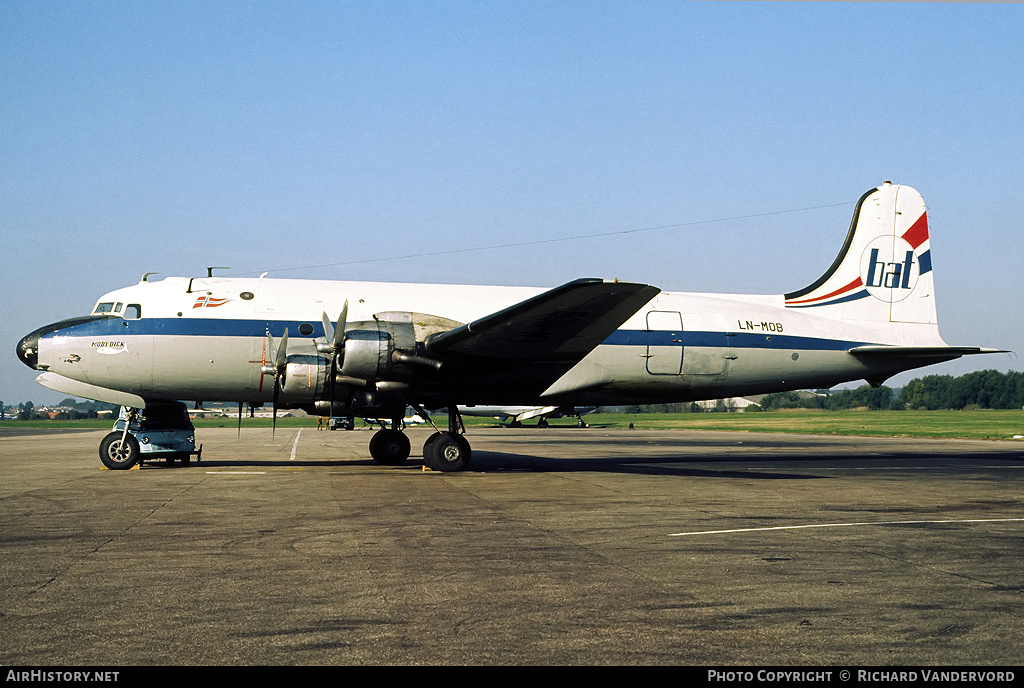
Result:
[784, 183, 936, 325]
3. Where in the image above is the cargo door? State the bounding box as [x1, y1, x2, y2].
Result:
[645, 311, 683, 375]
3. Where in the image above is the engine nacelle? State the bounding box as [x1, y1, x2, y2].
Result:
[279, 353, 330, 403]
[339, 327, 402, 380]
[306, 312, 458, 415]
[338, 314, 441, 381]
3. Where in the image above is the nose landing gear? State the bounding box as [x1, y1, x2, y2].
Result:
[99, 432, 141, 470]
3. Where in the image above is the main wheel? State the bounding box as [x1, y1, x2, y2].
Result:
[422, 431, 441, 459]
[423, 432, 472, 472]
[99, 432, 141, 470]
[369, 428, 411, 465]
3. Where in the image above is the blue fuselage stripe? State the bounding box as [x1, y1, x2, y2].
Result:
[43, 318, 328, 339]
[605, 329, 867, 350]
[46, 317, 871, 352]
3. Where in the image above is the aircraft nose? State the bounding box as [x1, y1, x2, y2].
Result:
[17, 330, 40, 369]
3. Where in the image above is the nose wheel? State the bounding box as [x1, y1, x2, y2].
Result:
[99, 432, 141, 470]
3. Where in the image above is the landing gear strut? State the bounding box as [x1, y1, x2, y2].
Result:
[422, 407, 472, 472]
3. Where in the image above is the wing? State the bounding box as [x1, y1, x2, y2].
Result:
[427, 278, 658, 360]
[418, 278, 658, 403]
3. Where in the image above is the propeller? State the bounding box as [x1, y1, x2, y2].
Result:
[263, 328, 289, 436]
[321, 301, 347, 356]
[321, 302, 348, 418]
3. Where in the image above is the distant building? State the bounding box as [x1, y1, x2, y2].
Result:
[695, 397, 756, 412]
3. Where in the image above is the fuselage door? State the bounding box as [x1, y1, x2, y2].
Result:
[645, 311, 683, 375]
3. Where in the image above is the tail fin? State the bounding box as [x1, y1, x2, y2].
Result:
[784, 182, 936, 325]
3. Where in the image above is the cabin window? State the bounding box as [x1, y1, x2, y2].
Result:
[124, 304, 142, 320]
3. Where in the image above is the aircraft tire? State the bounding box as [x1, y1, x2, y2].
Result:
[369, 428, 410, 465]
[422, 432, 441, 459]
[423, 432, 471, 472]
[99, 432, 141, 470]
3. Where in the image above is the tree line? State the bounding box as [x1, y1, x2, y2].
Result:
[759, 369, 1023, 412]
[1, 398, 118, 421]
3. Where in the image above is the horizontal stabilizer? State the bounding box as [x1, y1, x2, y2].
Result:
[426, 279, 659, 361]
[849, 345, 1009, 358]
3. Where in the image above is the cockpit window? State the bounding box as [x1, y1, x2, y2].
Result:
[124, 304, 142, 320]
[93, 302, 128, 316]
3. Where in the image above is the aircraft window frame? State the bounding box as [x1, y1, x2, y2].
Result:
[123, 304, 142, 320]
[93, 302, 116, 315]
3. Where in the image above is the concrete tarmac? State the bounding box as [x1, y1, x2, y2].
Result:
[2, 426, 1023, 665]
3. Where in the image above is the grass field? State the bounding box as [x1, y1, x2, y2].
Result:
[5, 409, 1023, 440]
[576, 410, 1024, 440]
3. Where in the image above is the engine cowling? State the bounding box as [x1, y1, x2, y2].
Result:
[339, 312, 454, 382]
[278, 353, 330, 403]
[339, 322, 409, 381]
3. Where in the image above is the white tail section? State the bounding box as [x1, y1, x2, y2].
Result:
[784, 183, 936, 325]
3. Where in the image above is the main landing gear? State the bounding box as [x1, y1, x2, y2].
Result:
[366, 408, 472, 472]
[368, 424, 411, 466]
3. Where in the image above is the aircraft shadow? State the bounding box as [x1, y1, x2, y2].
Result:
[168, 445, 1024, 479]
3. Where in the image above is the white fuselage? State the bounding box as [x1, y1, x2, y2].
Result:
[32, 274, 947, 408]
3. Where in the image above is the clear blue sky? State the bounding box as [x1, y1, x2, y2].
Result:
[2, 1, 1021, 405]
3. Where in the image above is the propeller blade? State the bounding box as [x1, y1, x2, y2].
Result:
[321, 312, 334, 345]
[334, 301, 348, 352]
[272, 377, 280, 437]
[325, 303, 347, 420]
[276, 327, 289, 371]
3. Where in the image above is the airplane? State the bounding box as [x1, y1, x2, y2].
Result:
[17, 183, 1004, 472]
[457, 405, 597, 427]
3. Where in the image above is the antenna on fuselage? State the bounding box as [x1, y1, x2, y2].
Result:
[187, 267, 233, 293]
